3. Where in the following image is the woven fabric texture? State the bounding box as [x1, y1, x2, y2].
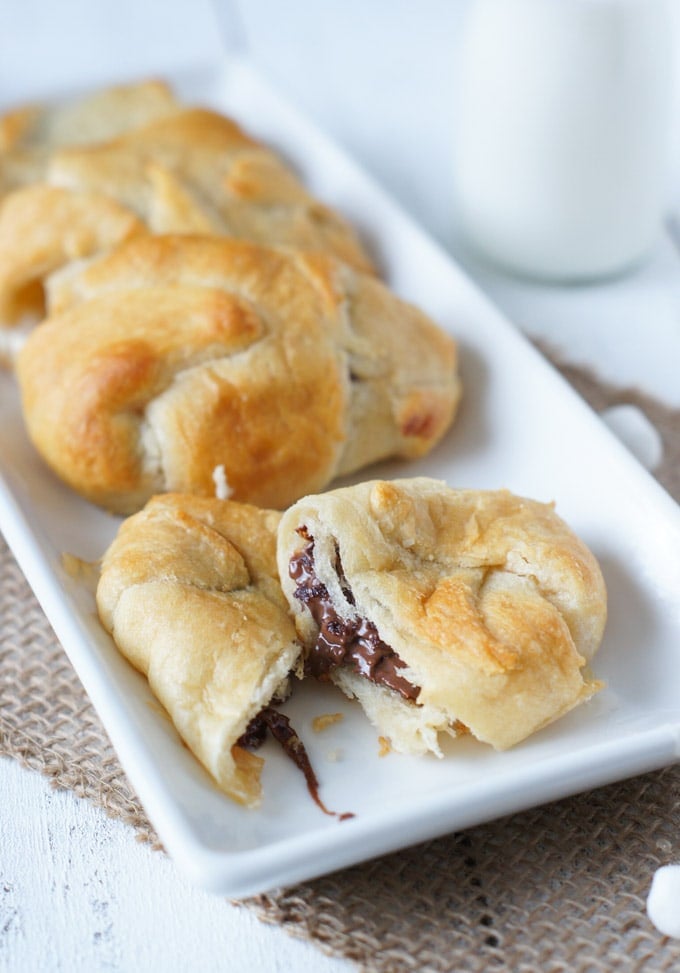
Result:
[1, 352, 679, 973]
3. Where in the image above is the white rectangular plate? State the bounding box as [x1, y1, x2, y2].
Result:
[2, 58, 680, 897]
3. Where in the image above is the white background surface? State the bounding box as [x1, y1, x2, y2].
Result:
[1, 1, 679, 971]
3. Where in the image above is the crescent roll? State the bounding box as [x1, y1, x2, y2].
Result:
[96, 493, 302, 807]
[0, 80, 181, 360]
[277, 478, 607, 755]
[0, 79, 180, 198]
[0, 185, 144, 333]
[0, 100, 374, 354]
[17, 235, 460, 514]
[48, 107, 375, 273]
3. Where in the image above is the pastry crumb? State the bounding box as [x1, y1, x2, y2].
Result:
[212, 464, 232, 500]
[60, 552, 100, 591]
[378, 736, 392, 757]
[312, 712, 344, 733]
[326, 749, 343, 763]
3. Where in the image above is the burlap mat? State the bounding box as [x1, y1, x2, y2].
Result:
[1, 350, 679, 973]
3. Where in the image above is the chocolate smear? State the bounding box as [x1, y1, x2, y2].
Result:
[238, 707, 353, 821]
[289, 533, 420, 702]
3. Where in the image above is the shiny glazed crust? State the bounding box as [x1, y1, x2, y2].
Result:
[277, 478, 607, 754]
[96, 493, 301, 807]
[17, 235, 460, 513]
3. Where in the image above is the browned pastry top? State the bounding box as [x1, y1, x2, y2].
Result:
[96, 492, 301, 807]
[17, 235, 460, 513]
[277, 478, 606, 753]
[0, 84, 375, 346]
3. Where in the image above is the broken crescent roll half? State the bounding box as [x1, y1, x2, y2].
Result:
[96, 493, 302, 807]
[277, 478, 607, 755]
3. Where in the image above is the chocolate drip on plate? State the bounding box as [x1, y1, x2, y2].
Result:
[238, 707, 353, 821]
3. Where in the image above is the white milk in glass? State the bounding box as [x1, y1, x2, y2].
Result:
[453, 0, 673, 280]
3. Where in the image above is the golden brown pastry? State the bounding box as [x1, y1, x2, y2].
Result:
[0, 185, 144, 339]
[0, 80, 181, 360]
[96, 493, 302, 807]
[0, 79, 180, 197]
[48, 107, 375, 272]
[0, 98, 374, 354]
[277, 478, 606, 755]
[17, 235, 460, 514]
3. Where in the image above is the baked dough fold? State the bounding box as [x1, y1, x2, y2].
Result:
[17, 235, 460, 513]
[0, 79, 180, 199]
[0, 185, 144, 330]
[0, 79, 182, 359]
[0, 86, 374, 352]
[96, 493, 302, 807]
[47, 107, 375, 273]
[277, 478, 606, 754]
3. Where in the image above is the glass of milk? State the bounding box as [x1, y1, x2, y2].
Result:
[453, 0, 673, 281]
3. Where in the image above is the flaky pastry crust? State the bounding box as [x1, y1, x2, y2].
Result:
[96, 493, 301, 807]
[0, 185, 144, 329]
[0, 79, 180, 200]
[17, 236, 460, 513]
[0, 80, 182, 360]
[0, 90, 373, 348]
[277, 478, 607, 754]
[48, 107, 375, 273]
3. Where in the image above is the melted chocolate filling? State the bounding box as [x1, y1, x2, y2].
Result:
[237, 707, 353, 820]
[289, 532, 420, 702]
